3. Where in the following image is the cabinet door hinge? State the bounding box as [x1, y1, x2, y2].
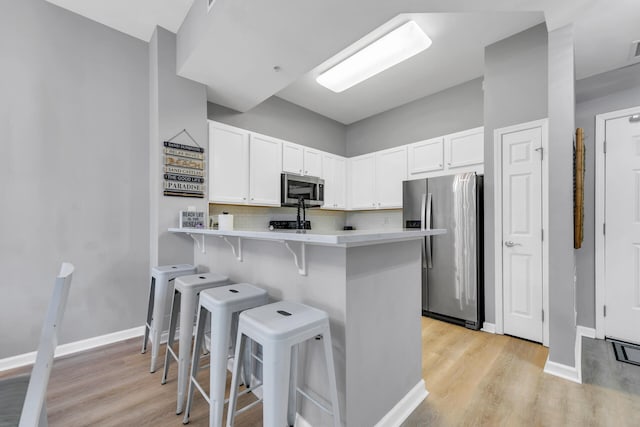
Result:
[603, 223, 606, 235]
[542, 309, 545, 322]
[541, 229, 544, 241]
[603, 305, 607, 317]
[603, 141, 607, 154]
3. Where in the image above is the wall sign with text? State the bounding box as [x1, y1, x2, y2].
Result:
[163, 138, 206, 198]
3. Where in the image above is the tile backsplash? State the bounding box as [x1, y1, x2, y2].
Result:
[345, 209, 403, 230]
[208, 204, 403, 232]
[209, 204, 346, 231]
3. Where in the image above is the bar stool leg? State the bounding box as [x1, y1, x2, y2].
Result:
[226, 329, 247, 427]
[162, 291, 181, 384]
[262, 343, 292, 427]
[176, 291, 198, 414]
[322, 328, 342, 427]
[183, 306, 208, 424]
[210, 309, 232, 427]
[150, 277, 171, 373]
[142, 278, 155, 354]
[287, 344, 299, 427]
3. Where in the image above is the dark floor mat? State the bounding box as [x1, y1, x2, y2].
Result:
[611, 339, 640, 367]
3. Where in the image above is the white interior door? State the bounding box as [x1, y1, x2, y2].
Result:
[605, 114, 640, 343]
[501, 127, 543, 343]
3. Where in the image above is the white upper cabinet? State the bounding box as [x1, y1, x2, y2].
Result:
[375, 146, 408, 208]
[349, 154, 377, 209]
[249, 134, 282, 206]
[445, 126, 484, 171]
[303, 148, 323, 177]
[407, 137, 444, 179]
[322, 153, 346, 210]
[282, 142, 323, 177]
[209, 122, 249, 204]
[209, 121, 282, 207]
[282, 142, 304, 174]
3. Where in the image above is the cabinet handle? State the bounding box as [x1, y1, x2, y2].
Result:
[305, 170, 308, 174]
[378, 202, 381, 206]
[251, 198, 254, 200]
[243, 197, 246, 200]
[439, 164, 443, 167]
[448, 162, 451, 166]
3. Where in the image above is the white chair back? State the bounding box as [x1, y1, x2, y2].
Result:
[18, 263, 74, 427]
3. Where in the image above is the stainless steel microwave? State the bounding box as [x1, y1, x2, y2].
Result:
[281, 173, 324, 207]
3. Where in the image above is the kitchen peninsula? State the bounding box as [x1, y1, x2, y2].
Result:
[171, 227, 445, 426]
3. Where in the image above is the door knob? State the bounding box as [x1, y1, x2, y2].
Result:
[504, 241, 521, 247]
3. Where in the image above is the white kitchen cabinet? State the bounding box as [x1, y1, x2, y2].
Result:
[445, 127, 484, 170]
[209, 121, 282, 207]
[303, 148, 323, 177]
[209, 122, 249, 204]
[322, 153, 346, 209]
[407, 137, 444, 179]
[282, 142, 323, 177]
[282, 142, 304, 174]
[375, 146, 408, 208]
[349, 154, 377, 209]
[249, 134, 283, 206]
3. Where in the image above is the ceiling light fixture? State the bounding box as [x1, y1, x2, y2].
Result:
[316, 20, 432, 93]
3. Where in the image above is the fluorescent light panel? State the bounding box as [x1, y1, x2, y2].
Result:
[316, 20, 432, 93]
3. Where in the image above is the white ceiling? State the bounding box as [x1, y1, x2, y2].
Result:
[277, 13, 545, 124]
[45, 0, 194, 42]
[45, 0, 640, 124]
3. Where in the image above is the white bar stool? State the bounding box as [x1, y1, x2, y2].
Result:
[142, 264, 197, 373]
[183, 283, 269, 426]
[226, 301, 342, 427]
[161, 272, 231, 414]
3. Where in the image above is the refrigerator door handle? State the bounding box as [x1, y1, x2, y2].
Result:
[420, 193, 427, 230]
[425, 193, 433, 268]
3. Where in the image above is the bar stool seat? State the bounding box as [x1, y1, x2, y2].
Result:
[142, 264, 197, 373]
[183, 283, 269, 426]
[162, 272, 231, 415]
[227, 301, 342, 427]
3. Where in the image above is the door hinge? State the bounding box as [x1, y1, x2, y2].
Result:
[603, 305, 607, 317]
[542, 309, 544, 322]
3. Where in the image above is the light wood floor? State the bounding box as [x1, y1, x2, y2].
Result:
[2, 318, 639, 426]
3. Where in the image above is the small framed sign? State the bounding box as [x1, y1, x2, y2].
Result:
[163, 129, 206, 198]
[180, 210, 205, 228]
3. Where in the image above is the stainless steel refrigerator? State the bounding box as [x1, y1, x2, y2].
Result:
[403, 172, 483, 329]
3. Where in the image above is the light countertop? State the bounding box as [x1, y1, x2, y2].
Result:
[169, 227, 446, 247]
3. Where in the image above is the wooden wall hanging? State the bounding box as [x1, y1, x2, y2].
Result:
[163, 129, 206, 198]
[574, 128, 585, 249]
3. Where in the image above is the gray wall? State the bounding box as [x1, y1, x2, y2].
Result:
[547, 25, 577, 367]
[0, 0, 149, 357]
[574, 63, 640, 327]
[149, 27, 207, 267]
[208, 97, 347, 156]
[482, 23, 549, 324]
[346, 78, 484, 157]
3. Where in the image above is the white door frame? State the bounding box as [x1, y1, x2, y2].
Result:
[493, 118, 550, 347]
[595, 105, 640, 339]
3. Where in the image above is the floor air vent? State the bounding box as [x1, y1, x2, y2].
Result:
[610, 339, 640, 367]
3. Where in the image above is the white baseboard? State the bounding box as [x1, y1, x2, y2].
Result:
[572, 325, 595, 384]
[0, 326, 144, 372]
[481, 322, 496, 334]
[374, 379, 428, 427]
[577, 326, 596, 339]
[543, 356, 581, 384]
